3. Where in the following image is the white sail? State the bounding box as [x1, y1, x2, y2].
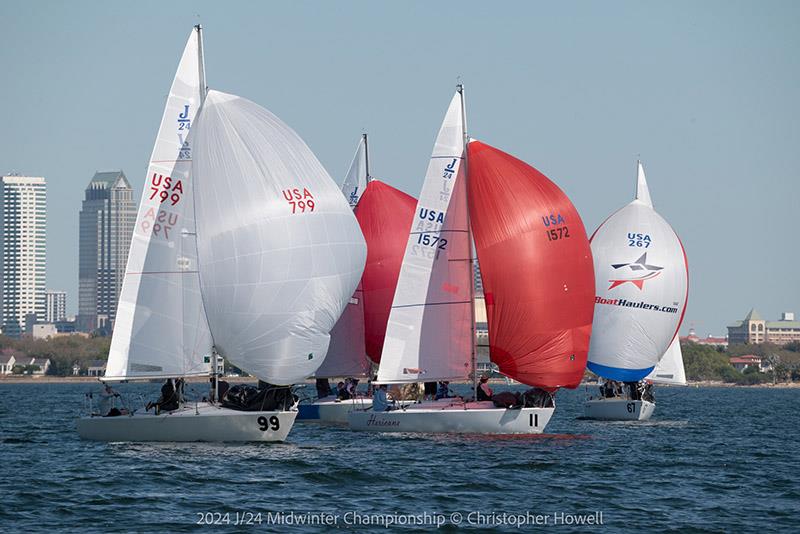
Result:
[587, 162, 688, 382]
[378, 92, 472, 383]
[340, 134, 369, 208]
[191, 90, 367, 385]
[106, 28, 213, 380]
[646, 336, 687, 385]
[316, 136, 371, 379]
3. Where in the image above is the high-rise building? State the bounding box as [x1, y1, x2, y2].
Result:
[0, 175, 47, 337]
[77, 171, 135, 334]
[45, 289, 67, 323]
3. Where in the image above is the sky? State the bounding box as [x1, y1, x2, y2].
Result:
[0, 0, 798, 336]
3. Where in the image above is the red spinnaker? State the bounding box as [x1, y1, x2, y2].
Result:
[355, 180, 417, 363]
[467, 141, 595, 389]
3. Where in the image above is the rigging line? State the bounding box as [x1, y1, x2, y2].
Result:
[391, 300, 472, 309]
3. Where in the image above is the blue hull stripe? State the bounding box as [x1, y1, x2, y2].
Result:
[296, 404, 321, 420]
[587, 362, 655, 382]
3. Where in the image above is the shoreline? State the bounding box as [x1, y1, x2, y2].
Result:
[1, 376, 799, 388]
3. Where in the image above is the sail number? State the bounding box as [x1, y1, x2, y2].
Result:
[626, 403, 635, 413]
[416, 233, 448, 249]
[282, 187, 316, 214]
[257, 415, 280, 431]
[545, 226, 570, 241]
[149, 173, 183, 206]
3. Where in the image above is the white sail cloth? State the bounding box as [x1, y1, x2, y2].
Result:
[378, 91, 472, 383]
[341, 135, 368, 208]
[646, 337, 687, 385]
[587, 163, 688, 382]
[106, 28, 213, 380]
[316, 137, 372, 379]
[191, 90, 367, 385]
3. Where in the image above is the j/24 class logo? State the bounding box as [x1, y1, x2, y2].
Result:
[627, 233, 651, 248]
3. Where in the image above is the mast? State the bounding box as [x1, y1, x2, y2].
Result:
[363, 133, 371, 182]
[458, 83, 478, 400]
[195, 23, 216, 400]
[195, 24, 207, 103]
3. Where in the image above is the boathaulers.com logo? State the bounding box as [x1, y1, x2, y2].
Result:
[596, 252, 679, 314]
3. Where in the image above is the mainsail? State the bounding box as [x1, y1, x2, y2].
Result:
[316, 138, 371, 378]
[646, 336, 687, 385]
[378, 92, 473, 383]
[341, 134, 369, 208]
[106, 28, 212, 380]
[587, 162, 689, 382]
[467, 141, 595, 389]
[191, 90, 367, 385]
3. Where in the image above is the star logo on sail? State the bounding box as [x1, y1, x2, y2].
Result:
[608, 253, 663, 290]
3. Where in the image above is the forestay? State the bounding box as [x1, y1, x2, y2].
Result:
[191, 90, 367, 385]
[106, 28, 213, 380]
[378, 92, 472, 383]
[587, 162, 688, 382]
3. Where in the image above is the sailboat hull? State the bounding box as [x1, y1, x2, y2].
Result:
[77, 403, 297, 442]
[297, 396, 373, 425]
[582, 398, 655, 421]
[347, 401, 554, 434]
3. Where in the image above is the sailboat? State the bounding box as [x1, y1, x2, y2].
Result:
[299, 134, 417, 423]
[77, 26, 366, 441]
[646, 336, 686, 386]
[583, 162, 688, 421]
[348, 86, 595, 434]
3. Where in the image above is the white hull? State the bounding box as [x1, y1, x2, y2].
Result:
[297, 396, 373, 425]
[583, 398, 655, 421]
[347, 400, 554, 434]
[77, 403, 297, 442]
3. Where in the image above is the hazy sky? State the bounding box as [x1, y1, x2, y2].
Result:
[1, 1, 798, 335]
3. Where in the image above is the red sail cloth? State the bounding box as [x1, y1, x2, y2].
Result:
[467, 141, 595, 389]
[355, 180, 417, 363]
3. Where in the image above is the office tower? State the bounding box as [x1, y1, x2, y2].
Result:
[77, 171, 134, 333]
[1, 175, 47, 337]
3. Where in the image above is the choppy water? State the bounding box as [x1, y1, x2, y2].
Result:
[0, 382, 798, 532]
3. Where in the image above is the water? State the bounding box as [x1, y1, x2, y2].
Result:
[1, 383, 798, 532]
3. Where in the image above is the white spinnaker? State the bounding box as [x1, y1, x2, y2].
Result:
[378, 92, 472, 383]
[646, 336, 686, 385]
[106, 29, 213, 380]
[192, 90, 367, 385]
[341, 135, 368, 208]
[587, 162, 688, 381]
[317, 137, 371, 378]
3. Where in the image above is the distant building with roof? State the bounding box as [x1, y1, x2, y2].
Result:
[727, 309, 800, 345]
[0, 352, 16, 375]
[87, 360, 107, 377]
[77, 171, 135, 334]
[729, 355, 763, 372]
[681, 327, 728, 348]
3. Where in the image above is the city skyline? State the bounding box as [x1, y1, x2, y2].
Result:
[0, 1, 798, 336]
